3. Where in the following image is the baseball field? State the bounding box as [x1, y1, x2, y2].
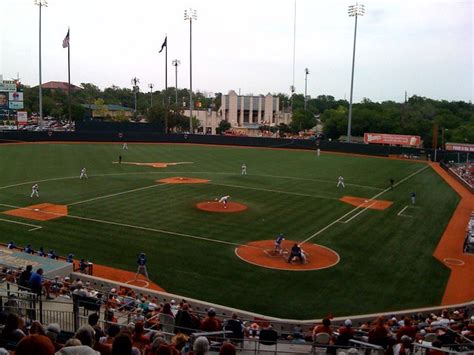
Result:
[0, 142, 460, 319]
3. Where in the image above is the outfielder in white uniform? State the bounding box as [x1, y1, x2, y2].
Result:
[337, 176, 345, 188]
[218, 195, 230, 208]
[241, 163, 247, 175]
[31, 184, 39, 198]
[80, 168, 88, 179]
[123, 142, 128, 150]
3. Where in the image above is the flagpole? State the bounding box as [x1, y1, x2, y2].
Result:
[67, 27, 71, 123]
[165, 34, 168, 133]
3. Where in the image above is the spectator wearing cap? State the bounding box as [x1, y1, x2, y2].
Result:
[200, 308, 222, 332]
[45, 323, 63, 352]
[193, 336, 209, 355]
[15, 334, 55, 355]
[335, 319, 355, 346]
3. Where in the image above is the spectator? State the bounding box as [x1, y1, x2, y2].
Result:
[193, 336, 209, 355]
[219, 342, 236, 355]
[7, 241, 16, 249]
[29, 268, 44, 296]
[396, 318, 417, 342]
[15, 334, 55, 355]
[94, 327, 112, 355]
[335, 319, 355, 346]
[67, 253, 74, 263]
[18, 265, 33, 289]
[174, 304, 199, 335]
[1, 313, 26, 343]
[131, 321, 150, 349]
[159, 303, 174, 318]
[45, 323, 63, 352]
[200, 308, 221, 332]
[224, 313, 244, 344]
[88, 313, 103, 337]
[104, 325, 121, 346]
[312, 318, 333, 339]
[170, 333, 188, 353]
[368, 317, 391, 348]
[30, 320, 46, 335]
[71, 324, 98, 354]
[112, 333, 134, 355]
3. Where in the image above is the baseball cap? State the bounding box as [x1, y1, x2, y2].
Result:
[344, 319, 352, 327]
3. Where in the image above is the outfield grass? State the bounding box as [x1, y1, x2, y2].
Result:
[0, 143, 459, 319]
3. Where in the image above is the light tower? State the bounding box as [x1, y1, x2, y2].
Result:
[148, 83, 154, 107]
[304, 68, 310, 112]
[131, 77, 140, 113]
[34, 0, 48, 125]
[184, 8, 197, 134]
[346, 3, 365, 142]
[172, 59, 181, 107]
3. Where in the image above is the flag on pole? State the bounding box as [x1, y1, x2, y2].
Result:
[62, 29, 70, 48]
[158, 36, 167, 53]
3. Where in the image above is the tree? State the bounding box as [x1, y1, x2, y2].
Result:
[216, 120, 231, 134]
[290, 109, 316, 133]
[94, 98, 108, 118]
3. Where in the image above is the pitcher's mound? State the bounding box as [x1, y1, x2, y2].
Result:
[196, 201, 247, 213]
[3, 203, 68, 221]
[158, 177, 210, 184]
[340, 196, 393, 210]
[236, 240, 339, 271]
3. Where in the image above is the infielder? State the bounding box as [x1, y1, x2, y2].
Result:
[136, 252, 149, 279]
[80, 168, 88, 179]
[337, 176, 345, 188]
[317, 148, 321, 157]
[123, 142, 128, 150]
[31, 184, 39, 198]
[241, 163, 247, 175]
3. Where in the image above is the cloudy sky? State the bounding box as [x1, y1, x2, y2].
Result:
[1, 0, 472, 102]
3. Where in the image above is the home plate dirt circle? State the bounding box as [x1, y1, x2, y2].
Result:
[196, 201, 248, 213]
[235, 240, 340, 271]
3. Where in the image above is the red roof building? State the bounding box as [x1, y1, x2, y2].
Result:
[40, 81, 82, 91]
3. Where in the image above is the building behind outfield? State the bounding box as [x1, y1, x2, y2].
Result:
[184, 90, 292, 135]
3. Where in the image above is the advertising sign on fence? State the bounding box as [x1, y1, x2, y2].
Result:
[17, 111, 28, 125]
[364, 133, 421, 147]
[445, 143, 474, 152]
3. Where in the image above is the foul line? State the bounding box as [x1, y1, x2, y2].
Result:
[0, 218, 42, 232]
[339, 201, 377, 223]
[397, 205, 414, 218]
[208, 182, 339, 201]
[299, 165, 429, 246]
[68, 183, 167, 206]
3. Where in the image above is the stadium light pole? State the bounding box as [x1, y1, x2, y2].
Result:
[35, 0, 48, 125]
[346, 3, 365, 143]
[304, 68, 310, 112]
[148, 83, 154, 108]
[184, 9, 197, 134]
[131, 77, 140, 113]
[172, 59, 180, 107]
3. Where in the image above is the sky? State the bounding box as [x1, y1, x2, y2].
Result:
[0, 0, 472, 103]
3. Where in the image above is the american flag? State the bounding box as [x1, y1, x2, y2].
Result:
[62, 29, 69, 48]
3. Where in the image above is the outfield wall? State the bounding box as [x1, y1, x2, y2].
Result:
[0, 131, 438, 160]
